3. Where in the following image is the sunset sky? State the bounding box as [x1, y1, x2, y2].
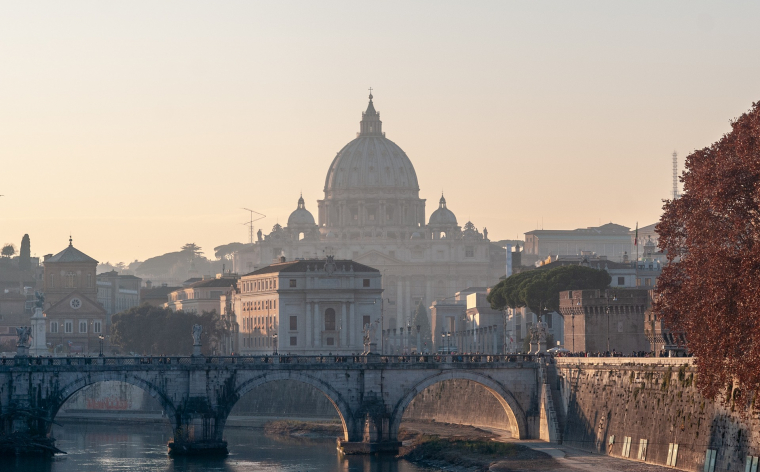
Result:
[1, 1, 759, 263]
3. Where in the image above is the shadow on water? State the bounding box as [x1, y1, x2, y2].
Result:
[1, 423, 429, 472]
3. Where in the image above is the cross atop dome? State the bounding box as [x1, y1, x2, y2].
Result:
[439, 193, 447, 208]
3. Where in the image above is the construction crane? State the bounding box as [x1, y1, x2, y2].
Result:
[241, 208, 266, 244]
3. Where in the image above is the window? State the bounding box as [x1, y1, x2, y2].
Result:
[50, 322, 58, 333]
[465, 247, 474, 258]
[290, 316, 298, 331]
[65, 321, 73, 334]
[645, 278, 652, 286]
[363, 315, 371, 329]
[49, 274, 54, 289]
[94, 321, 101, 334]
[79, 321, 87, 333]
[622, 436, 632, 458]
[636, 278, 641, 287]
[617, 277, 625, 286]
[289, 279, 297, 288]
[666, 444, 680, 467]
[324, 308, 336, 331]
[704, 449, 717, 472]
[326, 337, 335, 346]
[65, 272, 76, 288]
[290, 336, 297, 346]
[363, 279, 370, 287]
[87, 273, 92, 287]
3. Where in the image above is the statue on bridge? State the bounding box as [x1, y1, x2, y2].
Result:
[34, 291, 44, 309]
[16, 326, 31, 347]
[192, 324, 203, 357]
[363, 321, 378, 354]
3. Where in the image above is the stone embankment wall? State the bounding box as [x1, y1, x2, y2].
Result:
[555, 358, 760, 472]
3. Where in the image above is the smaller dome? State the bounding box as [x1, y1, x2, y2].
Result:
[287, 195, 316, 227]
[428, 194, 458, 226]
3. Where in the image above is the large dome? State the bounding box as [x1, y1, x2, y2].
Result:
[324, 94, 419, 195]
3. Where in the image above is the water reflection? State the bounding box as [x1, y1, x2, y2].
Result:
[0, 423, 431, 472]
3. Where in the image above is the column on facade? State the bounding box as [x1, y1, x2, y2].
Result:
[306, 302, 313, 348]
[425, 279, 433, 306]
[314, 302, 320, 348]
[404, 279, 411, 327]
[396, 278, 403, 327]
[341, 302, 348, 348]
[349, 302, 357, 350]
[493, 327, 499, 354]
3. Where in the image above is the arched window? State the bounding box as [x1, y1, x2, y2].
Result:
[86, 273, 92, 287]
[324, 308, 336, 331]
[65, 272, 76, 288]
[49, 274, 54, 289]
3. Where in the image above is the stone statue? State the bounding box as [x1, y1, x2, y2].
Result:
[34, 291, 44, 309]
[192, 324, 203, 346]
[257, 228, 263, 242]
[16, 326, 31, 347]
[536, 320, 548, 344]
[363, 321, 378, 351]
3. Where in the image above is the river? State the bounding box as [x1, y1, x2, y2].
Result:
[0, 423, 433, 472]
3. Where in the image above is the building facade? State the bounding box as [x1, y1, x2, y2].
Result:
[428, 287, 511, 354]
[524, 223, 633, 262]
[233, 94, 504, 331]
[43, 239, 106, 354]
[558, 288, 650, 354]
[233, 257, 382, 355]
[164, 275, 238, 314]
[96, 270, 142, 322]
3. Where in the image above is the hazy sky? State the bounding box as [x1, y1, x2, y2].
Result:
[1, 1, 759, 264]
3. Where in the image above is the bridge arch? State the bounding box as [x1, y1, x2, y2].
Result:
[226, 371, 354, 441]
[51, 372, 177, 423]
[389, 370, 528, 440]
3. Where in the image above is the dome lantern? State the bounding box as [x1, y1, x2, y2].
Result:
[359, 90, 383, 137]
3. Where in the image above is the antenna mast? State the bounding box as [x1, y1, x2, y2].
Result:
[672, 151, 679, 200]
[241, 208, 266, 244]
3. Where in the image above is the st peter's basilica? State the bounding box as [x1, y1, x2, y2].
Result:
[233, 93, 504, 329]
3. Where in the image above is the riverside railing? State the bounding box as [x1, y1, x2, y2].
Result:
[0, 353, 540, 368]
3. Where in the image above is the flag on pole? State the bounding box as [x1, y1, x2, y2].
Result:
[634, 222, 638, 246]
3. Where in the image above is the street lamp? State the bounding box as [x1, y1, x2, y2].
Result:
[273, 333, 278, 355]
[98, 335, 104, 357]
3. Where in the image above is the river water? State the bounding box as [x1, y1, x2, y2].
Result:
[0, 423, 433, 472]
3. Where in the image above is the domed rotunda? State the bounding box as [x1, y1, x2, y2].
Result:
[318, 93, 426, 238]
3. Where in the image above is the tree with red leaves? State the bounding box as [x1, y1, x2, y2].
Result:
[655, 101, 760, 403]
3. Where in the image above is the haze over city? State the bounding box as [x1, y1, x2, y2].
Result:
[2, 1, 759, 263]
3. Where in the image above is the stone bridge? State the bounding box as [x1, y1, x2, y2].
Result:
[0, 354, 555, 455]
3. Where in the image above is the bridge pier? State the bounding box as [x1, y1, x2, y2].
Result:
[167, 411, 228, 456]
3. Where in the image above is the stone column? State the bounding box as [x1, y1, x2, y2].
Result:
[404, 279, 411, 327]
[341, 302, 348, 348]
[350, 302, 357, 349]
[314, 302, 320, 348]
[306, 302, 313, 348]
[396, 278, 403, 326]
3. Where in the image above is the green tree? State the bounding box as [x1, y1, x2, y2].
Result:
[487, 264, 610, 315]
[18, 234, 31, 270]
[1, 244, 15, 258]
[214, 242, 250, 260]
[413, 301, 433, 353]
[180, 243, 203, 259]
[111, 304, 224, 355]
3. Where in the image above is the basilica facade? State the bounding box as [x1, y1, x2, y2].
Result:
[233, 94, 504, 330]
